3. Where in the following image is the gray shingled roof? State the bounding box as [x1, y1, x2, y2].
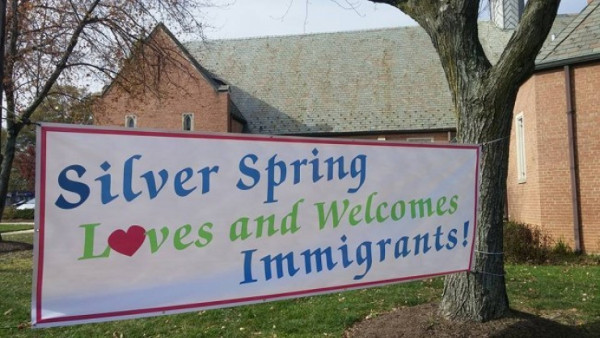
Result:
[537, 1, 600, 68]
[185, 18, 574, 135]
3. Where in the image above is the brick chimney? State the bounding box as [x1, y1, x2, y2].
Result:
[490, 0, 525, 30]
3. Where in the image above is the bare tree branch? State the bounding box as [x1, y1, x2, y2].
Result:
[0, 0, 216, 223]
[21, 0, 101, 121]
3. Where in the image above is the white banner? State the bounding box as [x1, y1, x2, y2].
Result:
[32, 124, 479, 327]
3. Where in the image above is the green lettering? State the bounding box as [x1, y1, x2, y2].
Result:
[173, 224, 193, 250]
[376, 202, 389, 222]
[349, 204, 363, 226]
[281, 199, 303, 235]
[448, 195, 459, 214]
[254, 214, 276, 237]
[409, 198, 434, 218]
[78, 223, 110, 260]
[391, 201, 405, 221]
[364, 192, 377, 224]
[195, 222, 214, 248]
[314, 199, 350, 229]
[230, 217, 251, 241]
[146, 227, 169, 253]
[436, 196, 448, 216]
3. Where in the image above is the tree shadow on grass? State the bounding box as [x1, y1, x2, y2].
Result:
[345, 303, 598, 338]
[0, 240, 33, 254]
[492, 310, 598, 338]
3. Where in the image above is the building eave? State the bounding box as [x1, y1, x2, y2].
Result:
[278, 127, 456, 138]
[535, 53, 600, 71]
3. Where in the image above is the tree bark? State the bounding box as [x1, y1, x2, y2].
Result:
[0, 0, 22, 225]
[370, 0, 561, 321]
[440, 99, 514, 321]
[0, 126, 22, 220]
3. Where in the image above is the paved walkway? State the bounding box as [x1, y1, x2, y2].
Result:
[3, 229, 34, 235]
[1, 222, 35, 235]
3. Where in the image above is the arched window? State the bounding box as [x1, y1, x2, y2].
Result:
[125, 115, 137, 128]
[182, 113, 194, 131]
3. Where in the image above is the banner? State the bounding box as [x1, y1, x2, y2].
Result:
[32, 124, 479, 327]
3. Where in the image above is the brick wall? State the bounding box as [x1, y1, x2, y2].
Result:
[536, 68, 576, 248]
[508, 62, 600, 253]
[94, 27, 231, 133]
[508, 75, 542, 226]
[572, 63, 600, 252]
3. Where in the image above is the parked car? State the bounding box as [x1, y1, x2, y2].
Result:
[16, 198, 35, 210]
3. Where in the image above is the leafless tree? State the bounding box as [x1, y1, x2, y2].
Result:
[0, 0, 214, 237]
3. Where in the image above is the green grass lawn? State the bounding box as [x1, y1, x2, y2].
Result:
[0, 224, 34, 234]
[1, 233, 599, 337]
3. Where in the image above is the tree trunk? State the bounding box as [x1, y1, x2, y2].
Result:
[428, 55, 517, 316]
[437, 71, 519, 321]
[440, 114, 512, 320]
[0, 126, 21, 223]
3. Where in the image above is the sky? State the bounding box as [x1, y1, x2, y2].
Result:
[196, 0, 589, 40]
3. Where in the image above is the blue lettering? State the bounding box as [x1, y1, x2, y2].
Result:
[446, 229, 458, 250]
[290, 159, 307, 184]
[324, 156, 349, 182]
[338, 235, 354, 268]
[141, 169, 168, 199]
[265, 155, 286, 203]
[354, 241, 373, 280]
[347, 154, 366, 193]
[95, 161, 119, 204]
[198, 166, 219, 193]
[174, 167, 197, 197]
[310, 148, 323, 182]
[237, 154, 260, 191]
[55, 165, 90, 209]
[123, 155, 142, 201]
[240, 249, 258, 284]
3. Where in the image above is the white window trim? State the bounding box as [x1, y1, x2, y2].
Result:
[515, 112, 527, 183]
[125, 114, 137, 128]
[406, 137, 434, 143]
[182, 113, 194, 131]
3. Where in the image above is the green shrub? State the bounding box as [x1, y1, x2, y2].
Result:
[551, 239, 573, 257]
[2, 207, 34, 220]
[503, 222, 552, 264]
[3, 207, 17, 220]
[503, 222, 582, 264]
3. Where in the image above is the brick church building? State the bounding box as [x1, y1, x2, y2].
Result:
[94, 0, 600, 252]
[507, 0, 600, 253]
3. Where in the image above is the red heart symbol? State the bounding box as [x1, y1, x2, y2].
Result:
[108, 225, 146, 256]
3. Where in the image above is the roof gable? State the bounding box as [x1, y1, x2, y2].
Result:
[101, 23, 229, 97]
[152, 24, 228, 92]
[537, 0, 600, 68]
